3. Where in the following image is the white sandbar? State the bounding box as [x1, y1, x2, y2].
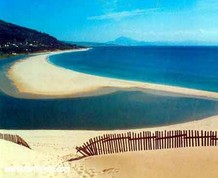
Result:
[7, 49, 218, 99]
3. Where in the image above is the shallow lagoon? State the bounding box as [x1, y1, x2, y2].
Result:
[1, 89, 218, 129]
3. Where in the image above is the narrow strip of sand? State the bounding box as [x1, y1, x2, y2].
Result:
[6, 49, 218, 99]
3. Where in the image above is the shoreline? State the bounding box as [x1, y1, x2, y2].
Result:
[1, 114, 218, 157]
[6, 49, 218, 100]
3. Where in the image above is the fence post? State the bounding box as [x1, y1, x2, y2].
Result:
[197, 131, 200, 147]
[215, 131, 217, 146]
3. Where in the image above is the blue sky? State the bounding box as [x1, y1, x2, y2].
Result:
[0, 0, 218, 43]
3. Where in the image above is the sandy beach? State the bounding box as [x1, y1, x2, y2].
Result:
[6, 49, 218, 99]
[1, 115, 218, 178]
[1, 49, 218, 178]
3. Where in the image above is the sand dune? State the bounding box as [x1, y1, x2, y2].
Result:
[83, 147, 218, 178]
[0, 139, 79, 178]
[7, 49, 218, 99]
[1, 115, 218, 177]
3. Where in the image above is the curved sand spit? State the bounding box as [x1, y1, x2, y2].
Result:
[7, 49, 218, 99]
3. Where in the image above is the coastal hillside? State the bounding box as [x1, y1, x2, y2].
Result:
[0, 19, 80, 55]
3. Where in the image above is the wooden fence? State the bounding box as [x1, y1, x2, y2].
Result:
[0, 133, 30, 149]
[76, 130, 218, 157]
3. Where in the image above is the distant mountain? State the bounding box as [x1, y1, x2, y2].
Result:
[67, 41, 113, 47]
[107, 36, 143, 46]
[0, 19, 81, 55]
[107, 36, 218, 46]
[107, 36, 167, 46]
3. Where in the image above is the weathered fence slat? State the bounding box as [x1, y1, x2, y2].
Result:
[0, 134, 31, 149]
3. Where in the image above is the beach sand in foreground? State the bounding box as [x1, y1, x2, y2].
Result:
[1, 115, 218, 178]
[6, 49, 218, 99]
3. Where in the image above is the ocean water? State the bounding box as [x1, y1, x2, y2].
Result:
[50, 46, 218, 92]
[0, 47, 218, 130]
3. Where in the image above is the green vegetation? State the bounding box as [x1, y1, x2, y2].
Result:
[0, 19, 82, 55]
[0, 52, 13, 59]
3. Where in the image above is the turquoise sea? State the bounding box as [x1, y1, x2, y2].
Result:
[50, 46, 218, 92]
[0, 46, 218, 130]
